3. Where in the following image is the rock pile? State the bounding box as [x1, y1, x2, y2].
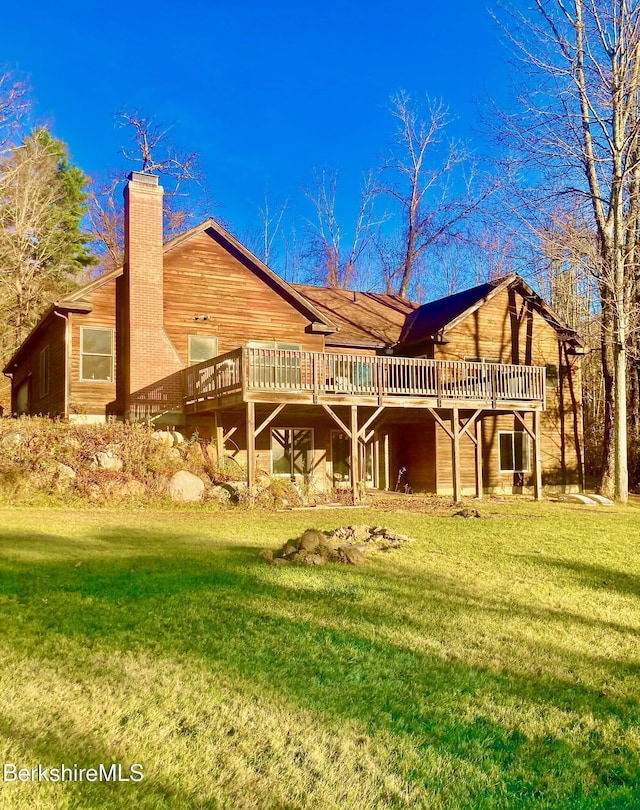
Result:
[261, 525, 413, 566]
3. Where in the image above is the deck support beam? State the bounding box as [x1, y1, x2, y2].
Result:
[429, 407, 484, 504]
[246, 401, 256, 498]
[350, 405, 359, 503]
[452, 406, 462, 504]
[533, 409, 542, 501]
[512, 410, 543, 501]
[384, 431, 390, 491]
[475, 415, 483, 499]
[254, 403, 286, 437]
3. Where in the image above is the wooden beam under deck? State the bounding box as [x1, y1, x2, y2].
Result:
[185, 390, 545, 416]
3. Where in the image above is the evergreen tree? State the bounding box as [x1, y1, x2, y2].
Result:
[0, 127, 95, 354]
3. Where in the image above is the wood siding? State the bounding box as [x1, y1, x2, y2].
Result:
[9, 312, 66, 416]
[68, 278, 117, 417]
[431, 287, 583, 492]
[162, 231, 324, 361]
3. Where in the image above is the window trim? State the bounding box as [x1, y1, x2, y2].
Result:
[188, 334, 219, 366]
[39, 345, 50, 399]
[270, 427, 314, 478]
[79, 326, 114, 383]
[498, 430, 531, 474]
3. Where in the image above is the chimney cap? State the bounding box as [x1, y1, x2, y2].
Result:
[127, 171, 159, 185]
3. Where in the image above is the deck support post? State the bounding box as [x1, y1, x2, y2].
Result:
[533, 409, 542, 501]
[475, 415, 483, 500]
[214, 412, 224, 467]
[246, 400, 256, 499]
[452, 406, 462, 504]
[383, 431, 390, 491]
[350, 405, 359, 503]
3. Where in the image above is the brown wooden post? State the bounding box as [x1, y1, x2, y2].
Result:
[350, 405, 359, 503]
[475, 414, 483, 500]
[373, 432, 380, 489]
[246, 400, 256, 498]
[452, 406, 461, 504]
[533, 409, 542, 501]
[383, 431, 390, 491]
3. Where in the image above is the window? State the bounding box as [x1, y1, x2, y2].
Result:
[464, 357, 501, 364]
[545, 363, 559, 389]
[331, 431, 373, 485]
[188, 335, 218, 366]
[248, 341, 302, 351]
[271, 429, 313, 477]
[80, 327, 113, 382]
[39, 345, 50, 398]
[248, 341, 302, 386]
[499, 431, 530, 473]
[16, 379, 29, 415]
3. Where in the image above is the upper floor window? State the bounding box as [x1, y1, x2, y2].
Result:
[80, 327, 113, 382]
[545, 363, 559, 389]
[247, 340, 301, 351]
[39, 345, 50, 398]
[188, 335, 218, 366]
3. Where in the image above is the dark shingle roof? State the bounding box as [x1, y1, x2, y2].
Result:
[399, 279, 508, 346]
[291, 284, 419, 347]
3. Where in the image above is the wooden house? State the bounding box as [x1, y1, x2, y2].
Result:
[3, 172, 586, 501]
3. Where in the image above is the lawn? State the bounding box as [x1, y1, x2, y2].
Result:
[0, 499, 639, 809]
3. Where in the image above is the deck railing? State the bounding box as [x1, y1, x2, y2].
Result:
[183, 348, 546, 406]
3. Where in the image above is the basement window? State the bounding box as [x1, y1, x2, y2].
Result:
[188, 335, 219, 366]
[271, 429, 313, 477]
[80, 327, 113, 382]
[498, 431, 530, 473]
[39, 345, 50, 398]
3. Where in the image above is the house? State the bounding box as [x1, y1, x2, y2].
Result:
[3, 172, 587, 501]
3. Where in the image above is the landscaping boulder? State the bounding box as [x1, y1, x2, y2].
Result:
[118, 479, 145, 498]
[168, 470, 205, 503]
[93, 451, 123, 472]
[151, 431, 174, 448]
[171, 431, 185, 446]
[1, 430, 23, 451]
[55, 463, 76, 482]
[210, 483, 236, 504]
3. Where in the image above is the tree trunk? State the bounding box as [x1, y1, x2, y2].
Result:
[599, 302, 616, 498]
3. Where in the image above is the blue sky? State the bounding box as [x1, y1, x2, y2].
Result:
[4, 0, 513, 249]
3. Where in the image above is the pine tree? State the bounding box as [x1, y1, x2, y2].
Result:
[0, 127, 95, 354]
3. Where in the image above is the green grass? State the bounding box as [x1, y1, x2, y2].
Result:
[0, 499, 639, 809]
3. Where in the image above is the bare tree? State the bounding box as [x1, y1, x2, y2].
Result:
[376, 91, 493, 298]
[0, 70, 28, 155]
[256, 190, 288, 267]
[88, 110, 207, 270]
[303, 168, 384, 289]
[497, 0, 640, 501]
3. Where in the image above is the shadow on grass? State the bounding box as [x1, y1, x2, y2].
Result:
[0, 526, 638, 809]
[0, 713, 201, 810]
[526, 556, 640, 600]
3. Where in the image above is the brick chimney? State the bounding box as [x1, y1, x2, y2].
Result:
[120, 172, 183, 418]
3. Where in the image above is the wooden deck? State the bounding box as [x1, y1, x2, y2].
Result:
[183, 347, 546, 413]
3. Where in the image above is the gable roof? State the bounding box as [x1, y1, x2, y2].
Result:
[4, 217, 339, 374]
[291, 284, 419, 348]
[58, 218, 338, 333]
[399, 274, 585, 349]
